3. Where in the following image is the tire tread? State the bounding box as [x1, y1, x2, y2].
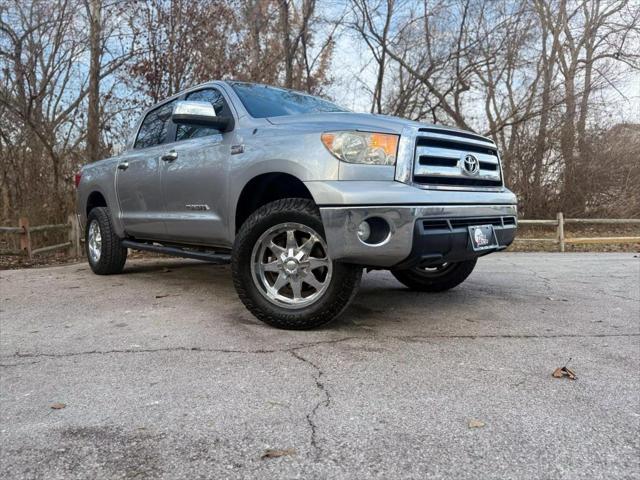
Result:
[87, 207, 127, 275]
[231, 198, 361, 330]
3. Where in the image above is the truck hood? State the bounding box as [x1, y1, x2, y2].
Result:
[266, 111, 492, 142]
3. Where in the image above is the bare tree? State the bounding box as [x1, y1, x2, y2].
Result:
[84, 0, 102, 163]
[0, 0, 135, 221]
[0, 0, 638, 224]
[346, 0, 640, 217]
[350, 0, 395, 113]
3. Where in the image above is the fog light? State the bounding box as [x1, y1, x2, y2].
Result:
[357, 221, 371, 242]
[356, 217, 392, 245]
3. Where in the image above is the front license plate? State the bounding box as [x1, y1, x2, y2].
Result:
[468, 225, 499, 251]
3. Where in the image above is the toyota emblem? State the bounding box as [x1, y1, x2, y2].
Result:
[462, 154, 480, 175]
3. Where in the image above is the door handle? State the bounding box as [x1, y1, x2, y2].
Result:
[161, 150, 178, 162]
[117, 162, 129, 170]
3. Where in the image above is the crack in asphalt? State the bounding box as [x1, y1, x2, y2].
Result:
[0, 337, 343, 461]
[289, 349, 330, 459]
[0, 337, 356, 367]
[2, 329, 639, 461]
[2, 333, 638, 367]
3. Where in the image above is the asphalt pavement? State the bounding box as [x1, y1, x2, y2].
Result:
[1, 253, 638, 479]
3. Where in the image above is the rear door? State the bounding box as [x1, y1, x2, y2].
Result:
[116, 100, 176, 240]
[160, 88, 235, 246]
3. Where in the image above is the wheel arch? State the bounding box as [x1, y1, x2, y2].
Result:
[86, 190, 108, 216]
[234, 172, 315, 233]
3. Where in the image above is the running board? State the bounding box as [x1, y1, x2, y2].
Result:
[121, 240, 231, 264]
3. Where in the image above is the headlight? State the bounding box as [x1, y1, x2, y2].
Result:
[321, 131, 399, 166]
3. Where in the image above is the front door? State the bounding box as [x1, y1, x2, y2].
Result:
[116, 100, 176, 240]
[160, 88, 234, 246]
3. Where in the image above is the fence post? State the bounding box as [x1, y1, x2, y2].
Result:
[557, 212, 565, 252]
[19, 217, 32, 259]
[68, 214, 81, 257]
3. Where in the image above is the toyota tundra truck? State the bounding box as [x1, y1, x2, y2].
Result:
[76, 81, 517, 329]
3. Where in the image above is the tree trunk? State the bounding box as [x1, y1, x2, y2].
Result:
[279, 0, 293, 88]
[85, 0, 102, 163]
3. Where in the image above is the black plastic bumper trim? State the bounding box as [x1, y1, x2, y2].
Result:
[392, 220, 517, 270]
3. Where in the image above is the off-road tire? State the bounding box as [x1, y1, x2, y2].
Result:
[86, 207, 127, 275]
[391, 259, 477, 292]
[232, 198, 362, 330]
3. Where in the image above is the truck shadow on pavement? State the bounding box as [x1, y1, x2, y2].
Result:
[113, 259, 497, 332]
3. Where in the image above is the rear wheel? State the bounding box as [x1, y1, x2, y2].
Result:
[86, 207, 127, 275]
[391, 259, 477, 292]
[232, 198, 362, 329]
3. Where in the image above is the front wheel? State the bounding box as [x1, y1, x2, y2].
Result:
[391, 259, 477, 292]
[232, 198, 362, 330]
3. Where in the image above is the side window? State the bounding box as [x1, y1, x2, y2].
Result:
[134, 100, 175, 149]
[175, 88, 231, 141]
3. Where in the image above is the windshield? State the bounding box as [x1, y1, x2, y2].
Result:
[230, 82, 347, 118]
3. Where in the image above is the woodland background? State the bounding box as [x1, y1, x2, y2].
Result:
[1, 0, 639, 226]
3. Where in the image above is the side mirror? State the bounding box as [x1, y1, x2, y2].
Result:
[172, 101, 232, 131]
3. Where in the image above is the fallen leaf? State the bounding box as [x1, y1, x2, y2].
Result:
[552, 365, 577, 380]
[261, 448, 296, 459]
[468, 419, 485, 429]
[50, 402, 66, 409]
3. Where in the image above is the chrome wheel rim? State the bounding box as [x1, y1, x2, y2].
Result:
[88, 220, 102, 264]
[251, 222, 332, 309]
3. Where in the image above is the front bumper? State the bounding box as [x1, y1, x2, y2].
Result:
[319, 204, 517, 268]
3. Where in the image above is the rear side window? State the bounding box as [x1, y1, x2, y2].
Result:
[134, 100, 176, 149]
[175, 88, 231, 141]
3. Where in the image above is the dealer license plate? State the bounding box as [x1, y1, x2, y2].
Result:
[468, 225, 499, 251]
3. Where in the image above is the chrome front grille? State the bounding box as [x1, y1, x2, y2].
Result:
[412, 131, 502, 188]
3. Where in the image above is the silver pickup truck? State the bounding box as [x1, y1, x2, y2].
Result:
[76, 81, 517, 329]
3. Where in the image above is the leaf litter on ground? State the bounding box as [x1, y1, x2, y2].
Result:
[552, 358, 577, 380]
[261, 448, 296, 460]
[468, 419, 486, 429]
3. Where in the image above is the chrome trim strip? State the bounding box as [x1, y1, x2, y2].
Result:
[410, 183, 506, 192]
[416, 133, 497, 149]
[413, 164, 501, 181]
[416, 128, 496, 147]
[416, 146, 499, 164]
[394, 125, 417, 184]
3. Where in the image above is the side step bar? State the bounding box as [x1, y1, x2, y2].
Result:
[121, 240, 231, 264]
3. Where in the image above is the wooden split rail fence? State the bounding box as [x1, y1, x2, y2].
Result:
[0, 213, 638, 258]
[0, 215, 82, 259]
[516, 213, 640, 252]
